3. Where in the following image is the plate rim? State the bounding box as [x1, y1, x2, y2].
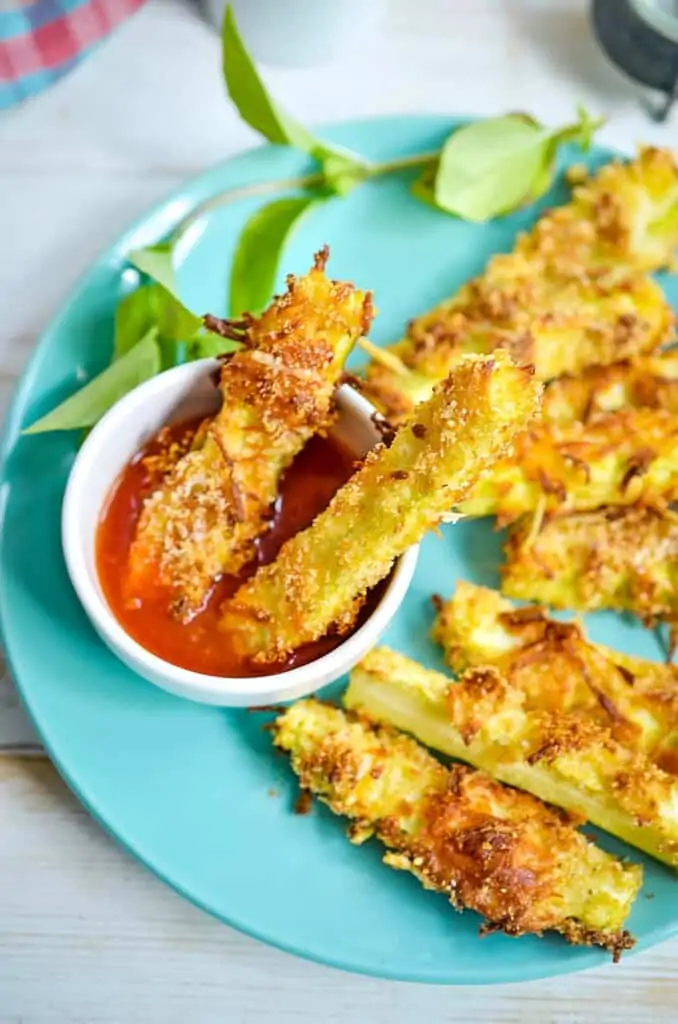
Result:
[2, 113, 673, 985]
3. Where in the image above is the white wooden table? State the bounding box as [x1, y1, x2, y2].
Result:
[1, 1, 677, 1019]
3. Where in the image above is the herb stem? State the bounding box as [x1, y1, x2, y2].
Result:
[168, 149, 439, 246]
[368, 150, 440, 177]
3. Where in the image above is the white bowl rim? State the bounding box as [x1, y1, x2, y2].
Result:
[61, 360, 419, 705]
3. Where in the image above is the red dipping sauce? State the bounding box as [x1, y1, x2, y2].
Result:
[97, 421, 382, 677]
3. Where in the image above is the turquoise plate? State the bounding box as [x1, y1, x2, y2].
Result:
[2, 116, 677, 985]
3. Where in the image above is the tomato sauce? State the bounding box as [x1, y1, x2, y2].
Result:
[97, 420, 383, 678]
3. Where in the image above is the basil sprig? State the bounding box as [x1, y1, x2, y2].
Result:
[24, 250, 236, 433]
[25, 5, 602, 434]
[220, 6, 601, 316]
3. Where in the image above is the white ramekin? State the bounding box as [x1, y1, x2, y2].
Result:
[61, 359, 418, 706]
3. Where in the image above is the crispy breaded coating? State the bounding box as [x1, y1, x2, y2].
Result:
[274, 697, 639, 957]
[432, 582, 678, 773]
[503, 506, 678, 627]
[363, 147, 678, 423]
[543, 352, 678, 424]
[522, 145, 678, 274]
[346, 646, 677, 871]
[126, 249, 372, 620]
[220, 354, 541, 662]
[364, 261, 671, 423]
[457, 407, 678, 523]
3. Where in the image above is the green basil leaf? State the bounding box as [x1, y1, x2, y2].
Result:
[24, 330, 161, 434]
[113, 284, 161, 359]
[221, 5, 365, 171]
[526, 107, 605, 203]
[222, 4, 314, 150]
[128, 243, 177, 295]
[189, 334, 240, 360]
[524, 150, 555, 203]
[550, 105, 604, 152]
[434, 116, 547, 221]
[321, 154, 368, 196]
[115, 278, 203, 375]
[126, 247, 203, 340]
[432, 109, 603, 222]
[159, 338, 190, 371]
[156, 291, 202, 341]
[410, 161, 439, 208]
[507, 111, 542, 128]
[229, 195, 321, 316]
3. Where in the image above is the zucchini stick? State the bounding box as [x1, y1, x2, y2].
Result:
[126, 248, 372, 620]
[345, 647, 678, 870]
[275, 697, 640, 957]
[502, 505, 678, 625]
[542, 352, 678, 425]
[364, 265, 671, 424]
[221, 354, 541, 662]
[363, 147, 678, 423]
[432, 582, 678, 773]
[521, 145, 678, 274]
[457, 407, 678, 523]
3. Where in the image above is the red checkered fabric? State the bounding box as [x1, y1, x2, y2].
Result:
[0, 0, 146, 108]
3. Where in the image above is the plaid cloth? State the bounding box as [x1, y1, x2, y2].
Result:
[0, 0, 146, 109]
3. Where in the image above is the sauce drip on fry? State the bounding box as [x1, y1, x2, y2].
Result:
[97, 419, 383, 678]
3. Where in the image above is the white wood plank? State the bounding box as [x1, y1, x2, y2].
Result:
[0, 659, 40, 753]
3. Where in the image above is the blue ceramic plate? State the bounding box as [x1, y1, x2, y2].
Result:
[2, 116, 677, 985]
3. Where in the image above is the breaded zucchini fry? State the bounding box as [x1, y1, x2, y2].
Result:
[364, 259, 671, 423]
[275, 697, 639, 957]
[503, 506, 678, 626]
[126, 249, 372, 620]
[457, 407, 678, 522]
[521, 146, 678, 274]
[346, 647, 678, 870]
[432, 582, 678, 772]
[364, 147, 678, 423]
[221, 354, 541, 662]
[543, 352, 678, 424]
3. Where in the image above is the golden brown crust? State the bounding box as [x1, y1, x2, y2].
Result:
[362, 147, 678, 423]
[126, 251, 372, 619]
[346, 646, 678, 870]
[220, 355, 541, 661]
[433, 581, 678, 770]
[503, 505, 678, 625]
[448, 670, 678, 866]
[554, 921, 634, 963]
[458, 407, 678, 522]
[542, 352, 678, 424]
[274, 698, 639, 956]
[363, 270, 672, 424]
[522, 146, 678, 274]
[403, 266, 669, 380]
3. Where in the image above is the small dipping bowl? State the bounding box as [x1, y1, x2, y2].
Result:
[62, 359, 419, 706]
